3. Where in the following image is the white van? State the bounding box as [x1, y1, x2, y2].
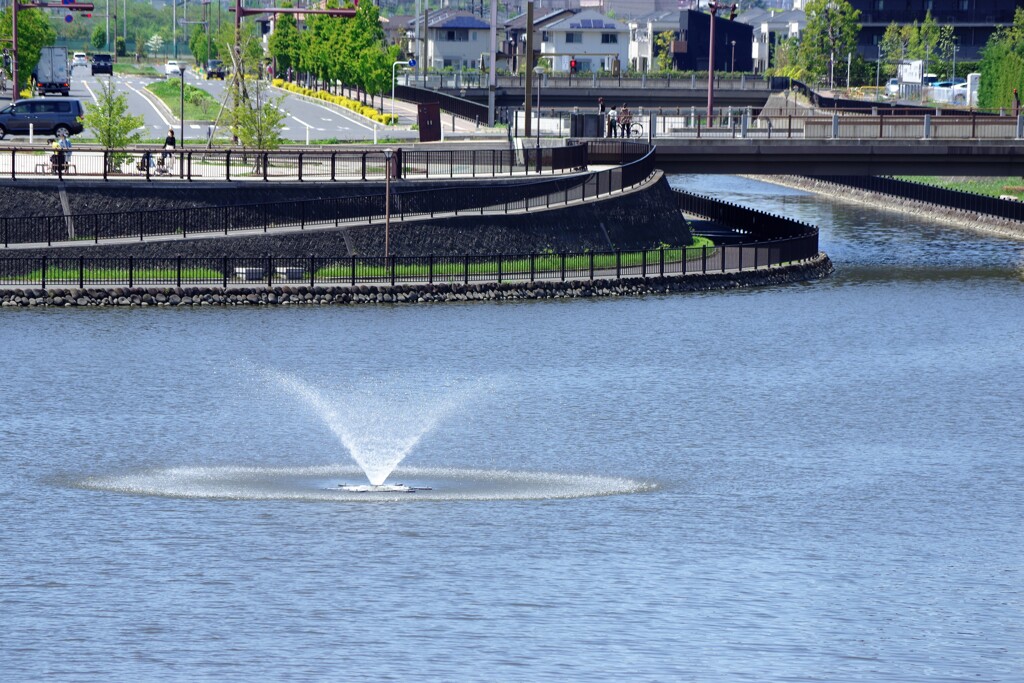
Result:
[72, 52, 88, 69]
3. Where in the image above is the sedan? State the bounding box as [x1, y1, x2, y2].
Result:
[165, 60, 182, 76]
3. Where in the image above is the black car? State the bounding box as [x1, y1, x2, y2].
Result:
[205, 60, 225, 80]
[0, 98, 85, 139]
[91, 54, 113, 76]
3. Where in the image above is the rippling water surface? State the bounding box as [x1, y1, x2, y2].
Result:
[2, 175, 1022, 681]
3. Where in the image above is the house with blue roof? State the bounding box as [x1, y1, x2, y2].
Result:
[407, 10, 492, 71]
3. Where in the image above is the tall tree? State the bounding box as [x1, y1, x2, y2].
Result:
[0, 7, 57, 91]
[654, 31, 676, 73]
[268, 3, 301, 76]
[80, 79, 145, 171]
[800, 0, 861, 89]
[977, 7, 1024, 109]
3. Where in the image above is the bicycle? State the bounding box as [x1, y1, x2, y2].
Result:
[622, 121, 644, 139]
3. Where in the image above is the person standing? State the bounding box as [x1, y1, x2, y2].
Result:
[620, 103, 632, 138]
[58, 131, 72, 165]
[607, 105, 618, 138]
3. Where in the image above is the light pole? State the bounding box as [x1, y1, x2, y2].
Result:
[730, 40, 735, 72]
[383, 148, 393, 258]
[952, 40, 958, 82]
[846, 51, 851, 90]
[875, 46, 882, 102]
[533, 65, 544, 148]
[391, 59, 415, 122]
[179, 70, 185, 144]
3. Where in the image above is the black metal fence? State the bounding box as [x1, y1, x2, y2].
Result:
[0, 144, 587, 182]
[812, 176, 1024, 223]
[0, 142, 639, 247]
[393, 84, 490, 123]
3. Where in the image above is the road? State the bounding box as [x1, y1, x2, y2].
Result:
[1, 67, 421, 143]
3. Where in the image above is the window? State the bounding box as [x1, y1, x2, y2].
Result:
[440, 29, 469, 42]
[542, 31, 549, 42]
[565, 32, 582, 44]
[601, 33, 618, 44]
[874, 0, 883, 9]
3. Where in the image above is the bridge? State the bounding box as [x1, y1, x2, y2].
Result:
[646, 139, 1024, 175]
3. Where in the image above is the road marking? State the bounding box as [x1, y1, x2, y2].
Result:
[81, 79, 100, 103]
[121, 79, 175, 127]
[290, 114, 313, 129]
[190, 124, 201, 129]
[299, 98, 376, 132]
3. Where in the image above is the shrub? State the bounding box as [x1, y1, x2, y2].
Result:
[272, 80, 398, 125]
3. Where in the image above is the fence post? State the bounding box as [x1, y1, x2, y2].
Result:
[560, 253, 566, 281]
[1017, 115, 1023, 139]
[641, 250, 647, 278]
[268, 255, 273, 288]
[263, 153, 269, 182]
[226, 151, 231, 182]
[351, 255, 357, 286]
[176, 256, 182, 288]
[702, 245, 707, 272]
[78, 256, 83, 288]
[615, 250, 620, 278]
[390, 255, 396, 286]
[428, 254, 434, 284]
[530, 253, 535, 281]
[298, 152, 303, 182]
[464, 254, 469, 284]
[659, 247, 664, 277]
[223, 256, 228, 288]
[129, 256, 133, 288]
[102, 151, 107, 181]
[11, 148, 16, 181]
[187, 152, 192, 181]
[41, 256, 47, 288]
[310, 255, 315, 288]
[923, 114, 931, 140]
[497, 254, 502, 283]
[331, 152, 336, 182]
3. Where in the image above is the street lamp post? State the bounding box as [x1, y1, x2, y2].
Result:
[533, 65, 544, 148]
[383, 148, 394, 258]
[731, 40, 735, 72]
[391, 59, 414, 122]
[875, 46, 882, 102]
[180, 70, 186, 144]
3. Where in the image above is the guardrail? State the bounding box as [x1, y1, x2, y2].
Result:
[810, 176, 1024, 223]
[399, 72, 774, 91]
[0, 144, 588, 182]
[1, 141, 651, 247]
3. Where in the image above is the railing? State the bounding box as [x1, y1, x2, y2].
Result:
[399, 72, 773, 91]
[0, 238, 814, 289]
[0, 142, 649, 247]
[0, 145, 588, 182]
[394, 84, 490, 123]
[811, 176, 1024, 223]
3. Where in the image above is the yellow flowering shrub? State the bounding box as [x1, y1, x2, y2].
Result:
[272, 80, 398, 125]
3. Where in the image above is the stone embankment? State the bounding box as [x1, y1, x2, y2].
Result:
[759, 175, 1024, 241]
[0, 254, 832, 308]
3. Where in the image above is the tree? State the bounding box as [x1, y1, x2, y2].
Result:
[189, 26, 218, 65]
[80, 79, 145, 171]
[229, 79, 286, 153]
[767, 36, 808, 80]
[977, 7, 1024, 110]
[115, 36, 127, 57]
[800, 0, 861, 89]
[146, 34, 165, 58]
[135, 32, 147, 59]
[654, 31, 676, 72]
[91, 24, 106, 51]
[0, 7, 57, 91]
[268, 2, 301, 75]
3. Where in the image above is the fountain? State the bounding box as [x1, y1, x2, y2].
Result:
[270, 370, 467, 489]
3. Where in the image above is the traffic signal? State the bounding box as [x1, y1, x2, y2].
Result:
[569, 59, 577, 74]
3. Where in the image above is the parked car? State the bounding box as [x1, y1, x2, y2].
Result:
[205, 59, 225, 80]
[885, 78, 899, 96]
[165, 60, 182, 76]
[72, 52, 88, 69]
[91, 54, 113, 76]
[951, 82, 969, 105]
[0, 98, 85, 139]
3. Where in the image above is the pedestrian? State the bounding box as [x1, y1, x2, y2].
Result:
[607, 105, 618, 138]
[58, 131, 72, 163]
[598, 97, 605, 115]
[48, 138, 63, 173]
[620, 103, 632, 138]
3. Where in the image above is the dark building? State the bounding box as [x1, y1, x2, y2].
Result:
[849, 0, 1019, 60]
[675, 10, 754, 72]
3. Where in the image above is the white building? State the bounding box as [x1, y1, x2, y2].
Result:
[736, 8, 805, 74]
[539, 9, 629, 73]
[627, 11, 681, 74]
[409, 10, 492, 70]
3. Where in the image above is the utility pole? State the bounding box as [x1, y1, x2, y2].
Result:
[488, 0, 497, 125]
[524, 1, 533, 138]
[173, 0, 178, 58]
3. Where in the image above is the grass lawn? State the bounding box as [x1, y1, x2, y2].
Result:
[896, 176, 1024, 199]
[146, 80, 223, 121]
[4, 266, 223, 283]
[113, 63, 162, 77]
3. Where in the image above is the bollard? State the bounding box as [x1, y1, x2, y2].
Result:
[29, 123, 34, 145]
[305, 125, 310, 145]
[374, 124, 378, 144]
[690, 106, 696, 128]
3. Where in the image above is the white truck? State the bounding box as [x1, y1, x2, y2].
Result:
[35, 46, 71, 96]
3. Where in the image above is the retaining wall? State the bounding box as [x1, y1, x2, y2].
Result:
[8, 175, 692, 258]
[760, 175, 1024, 241]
